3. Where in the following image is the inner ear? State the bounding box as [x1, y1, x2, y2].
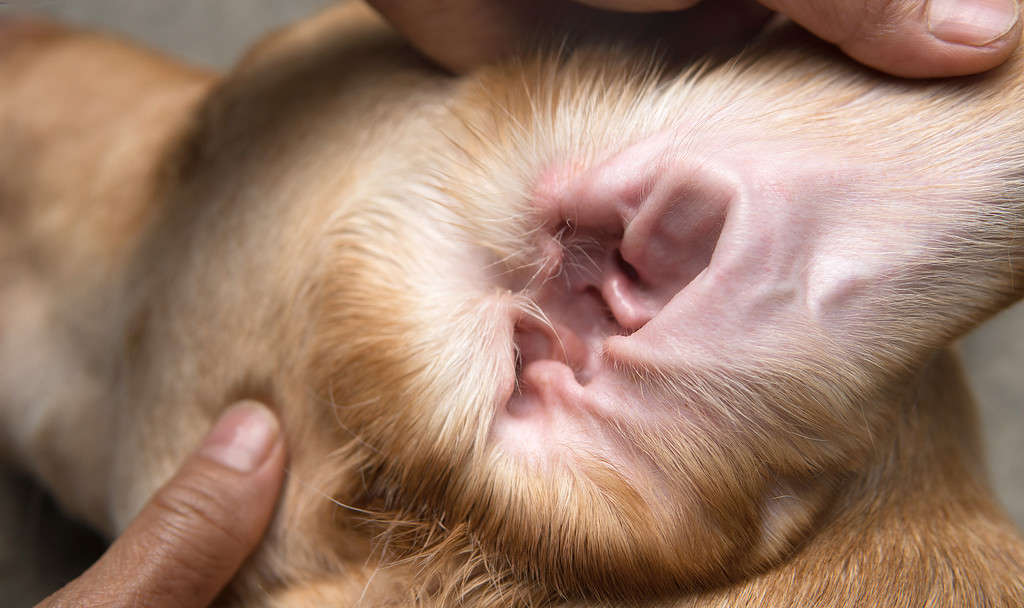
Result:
[529, 140, 733, 339]
[500, 145, 735, 431]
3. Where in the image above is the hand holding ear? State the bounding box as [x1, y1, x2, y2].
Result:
[761, 0, 1021, 77]
[369, 0, 1021, 77]
[37, 402, 286, 608]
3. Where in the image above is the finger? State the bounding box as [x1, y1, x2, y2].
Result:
[40, 402, 286, 608]
[761, 0, 1022, 77]
[367, 0, 535, 72]
[368, 0, 770, 72]
[574, 0, 703, 10]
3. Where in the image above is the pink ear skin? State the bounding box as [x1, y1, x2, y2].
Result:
[494, 132, 878, 460]
[568, 136, 732, 333]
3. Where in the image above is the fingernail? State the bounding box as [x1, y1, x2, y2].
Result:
[929, 0, 1019, 46]
[199, 402, 280, 472]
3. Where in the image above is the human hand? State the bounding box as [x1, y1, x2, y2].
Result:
[37, 402, 286, 608]
[369, 0, 1021, 77]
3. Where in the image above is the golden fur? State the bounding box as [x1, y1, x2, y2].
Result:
[1, 3, 1023, 606]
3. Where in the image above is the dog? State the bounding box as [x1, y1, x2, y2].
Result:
[2, 3, 1023, 606]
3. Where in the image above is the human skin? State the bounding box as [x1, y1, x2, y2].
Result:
[368, 0, 1022, 76]
[35, 402, 285, 608]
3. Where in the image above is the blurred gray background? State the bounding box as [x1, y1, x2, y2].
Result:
[1, 1, 1021, 604]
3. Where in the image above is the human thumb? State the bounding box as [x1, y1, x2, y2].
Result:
[763, 0, 1021, 77]
[39, 401, 286, 608]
